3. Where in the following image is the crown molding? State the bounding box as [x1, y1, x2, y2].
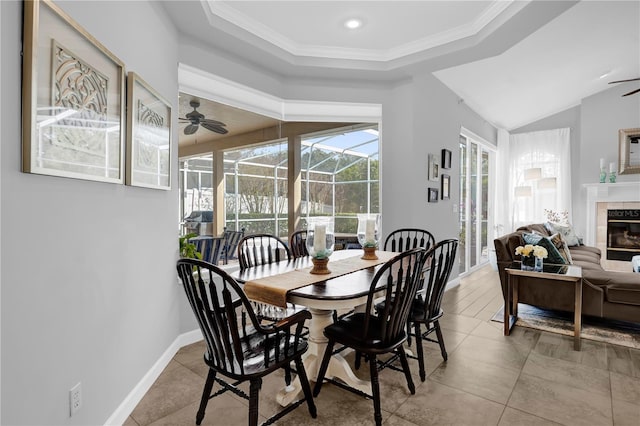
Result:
[202, 0, 516, 62]
[178, 63, 382, 123]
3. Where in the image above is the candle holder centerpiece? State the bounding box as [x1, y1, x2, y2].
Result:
[599, 158, 607, 183]
[306, 217, 335, 274]
[609, 162, 617, 183]
[357, 213, 380, 260]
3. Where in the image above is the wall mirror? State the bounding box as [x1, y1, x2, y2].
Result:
[619, 128, 640, 175]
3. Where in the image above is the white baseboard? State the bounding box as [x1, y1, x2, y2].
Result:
[104, 329, 203, 426]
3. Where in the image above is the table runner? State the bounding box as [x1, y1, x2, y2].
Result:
[244, 250, 398, 307]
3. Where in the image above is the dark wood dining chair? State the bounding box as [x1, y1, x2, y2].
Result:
[238, 234, 292, 270]
[176, 258, 317, 426]
[313, 248, 429, 426]
[237, 233, 306, 343]
[289, 229, 309, 258]
[383, 228, 436, 252]
[221, 227, 245, 264]
[409, 238, 458, 381]
[382, 228, 436, 346]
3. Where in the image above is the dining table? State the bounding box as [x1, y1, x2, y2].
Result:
[231, 249, 398, 407]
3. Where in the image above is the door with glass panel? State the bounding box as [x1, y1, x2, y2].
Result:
[459, 133, 493, 275]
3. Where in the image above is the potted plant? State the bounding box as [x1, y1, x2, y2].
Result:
[179, 233, 202, 259]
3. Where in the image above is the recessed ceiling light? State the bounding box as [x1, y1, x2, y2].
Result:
[344, 18, 363, 30]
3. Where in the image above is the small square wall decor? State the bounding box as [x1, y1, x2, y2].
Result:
[428, 153, 439, 181]
[441, 174, 450, 199]
[428, 187, 439, 203]
[441, 149, 452, 169]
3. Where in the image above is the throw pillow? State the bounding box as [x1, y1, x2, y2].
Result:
[545, 221, 580, 246]
[523, 233, 569, 265]
[550, 232, 573, 264]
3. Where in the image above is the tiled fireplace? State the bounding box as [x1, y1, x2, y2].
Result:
[606, 209, 640, 261]
[585, 182, 640, 270]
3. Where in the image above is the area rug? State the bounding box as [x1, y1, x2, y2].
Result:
[491, 304, 640, 350]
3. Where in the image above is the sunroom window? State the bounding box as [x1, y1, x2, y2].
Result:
[179, 124, 379, 240]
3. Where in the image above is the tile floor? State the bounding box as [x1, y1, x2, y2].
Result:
[125, 265, 640, 425]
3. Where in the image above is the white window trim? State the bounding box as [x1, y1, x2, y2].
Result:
[459, 127, 496, 275]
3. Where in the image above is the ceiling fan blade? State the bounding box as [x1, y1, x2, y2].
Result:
[201, 122, 229, 134]
[609, 77, 640, 84]
[201, 118, 227, 127]
[622, 87, 640, 97]
[184, 124, 199, 135]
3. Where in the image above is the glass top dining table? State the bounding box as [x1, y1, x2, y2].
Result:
[231, 249, 392, 407]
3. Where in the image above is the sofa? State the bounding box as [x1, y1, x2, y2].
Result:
[494, 224, 640, 324]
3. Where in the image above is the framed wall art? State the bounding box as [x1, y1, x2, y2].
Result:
[22, 0, 126, 183]
[441, 149, 452, 169]
[428, 153, 439, 181]
[428, 187, 439, 203]
[126, 72, 172, 190]
[441, 174, 450, 199]
[619, 128, 640, 175]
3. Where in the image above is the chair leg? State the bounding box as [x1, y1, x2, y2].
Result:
[414, 322, 426, 382]
[248, 378, 262, 426]
[295, 356, 317, 418]
[196, 369, 216, 425]
[355, 351, 362, 370]
[284, 364, 292, 387]
[397, 346, 415, 394]
[313, 340, 335, 397]
[368, 354, 382, 426]
[406, 319, 412, 347]
[435, 320, 448, 361]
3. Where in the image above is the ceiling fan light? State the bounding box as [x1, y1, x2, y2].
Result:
[599, 70, 611, 79]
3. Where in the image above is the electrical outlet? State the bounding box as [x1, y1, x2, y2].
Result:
[69, 382, 82, 416]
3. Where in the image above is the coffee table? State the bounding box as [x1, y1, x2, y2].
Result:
[504, 262, 583, 350]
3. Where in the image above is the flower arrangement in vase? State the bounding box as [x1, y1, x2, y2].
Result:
[515, 244, 548, 272]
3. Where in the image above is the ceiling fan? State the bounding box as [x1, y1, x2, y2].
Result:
[179, 100, 228, 135]
[608, 77, 640, 97]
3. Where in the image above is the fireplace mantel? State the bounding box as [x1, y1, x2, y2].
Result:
[583, 182, 640, 246]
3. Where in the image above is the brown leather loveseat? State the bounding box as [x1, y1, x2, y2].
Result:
[494, 224, 640, 324]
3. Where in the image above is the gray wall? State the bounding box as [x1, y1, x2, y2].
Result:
[2, 1, 497, 424]
[510, 84, 640, 237]
[1, 1, 180, 424]
[580, 84, 640, 186]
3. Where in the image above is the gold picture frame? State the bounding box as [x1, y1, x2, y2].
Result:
[619, 128, 640, 175]
[126, 73, 172, 190]
[22, 0, 126, 183]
